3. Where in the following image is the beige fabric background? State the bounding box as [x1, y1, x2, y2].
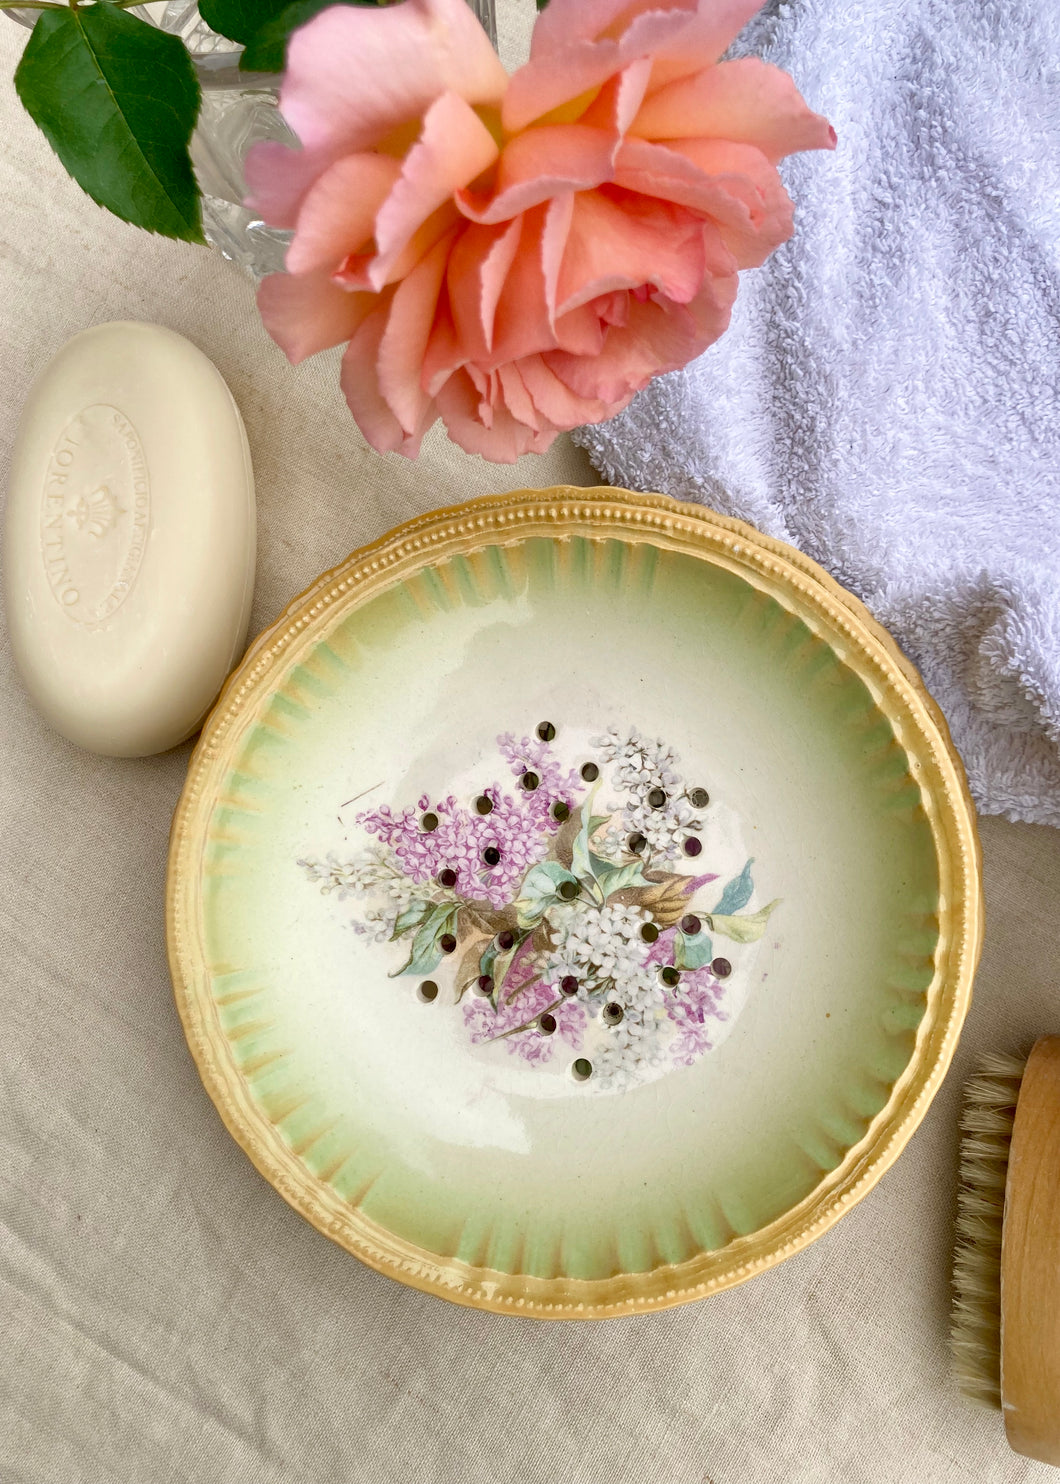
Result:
[2, 11, 1060, 1482]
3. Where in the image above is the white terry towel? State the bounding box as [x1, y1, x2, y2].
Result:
[574, 0, 1060, 826]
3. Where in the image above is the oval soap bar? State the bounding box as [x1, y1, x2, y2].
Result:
[4, 322, 255, 755]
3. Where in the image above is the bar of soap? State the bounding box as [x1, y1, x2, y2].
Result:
[4, 322, 255, 756]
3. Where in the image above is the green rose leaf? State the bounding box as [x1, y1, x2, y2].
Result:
[15, 3, 204, 244]
[238, 0, 381, 72]
[391, 902, 458, 977]
[674, 929, 714, 970]
[707, 900, 780, 945]
[514, 861, 580, 929]
[199, 0, 292, 45]
[713, 859, 756, 917]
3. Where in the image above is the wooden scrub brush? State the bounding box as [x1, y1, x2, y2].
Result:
[952, 1036, 1060, 1466]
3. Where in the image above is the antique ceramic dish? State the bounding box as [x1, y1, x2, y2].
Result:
[167, 488, 981, 1317]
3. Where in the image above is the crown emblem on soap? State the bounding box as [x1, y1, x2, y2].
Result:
[67, 485, 124, 539]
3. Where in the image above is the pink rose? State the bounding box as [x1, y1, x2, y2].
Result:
[247, 0, 835, 462]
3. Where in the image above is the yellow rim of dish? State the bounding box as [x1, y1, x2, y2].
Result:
[166, 488, 983, 1318]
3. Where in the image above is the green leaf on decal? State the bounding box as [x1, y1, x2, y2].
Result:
[514, 860, 580, 928]
[595, 859, 650, 896]
[707, 901, 780, 945]
[479, 933, 529, 1009]
[674, 929, 714, 970]
[391, 900, 432, 940]
[569, 792, 601, 883]
[713, 860, 756, 917]
[391, 902, 458, 977]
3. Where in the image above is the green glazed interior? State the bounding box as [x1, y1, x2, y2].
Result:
[201, 536, 938, 1282]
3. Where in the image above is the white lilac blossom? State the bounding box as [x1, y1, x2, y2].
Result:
[299, 849, 419, 941]
[298, 848, 415, 904]
[299, 727, 773, 1087]
[590, 1001, 672, 1090]
[551, 901, 661, 1011]
[591, 726, 704, 863]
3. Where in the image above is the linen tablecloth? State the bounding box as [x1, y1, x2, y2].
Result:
[2, 10, 1060, 1482]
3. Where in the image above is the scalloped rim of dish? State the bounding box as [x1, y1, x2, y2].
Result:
[166, 488, 982, 1319]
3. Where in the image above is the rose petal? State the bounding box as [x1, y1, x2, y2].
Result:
[554, 302, 606, 356]
[463, 360, 490, 407]
[684, 268, 740, 342]
[341, 301, 435, 457]
[334, 202, 461, 292]
[642, 1, 769, 89]
[592, 289, 630, 328]
[556, 187, 707, 315]
[285, 153, 403, 276]
[446, 217, 524, 360]
[282, 0, 506, 159]
[436, 370, 556, 460]
[422, 296, 463, 397]
[615, 136, 792, 267]
[487, 195, 573, 367]
[366, 91, 499, 290]
[244, 139, 319, 229]
[456, 123, 618, 225]
[506, 10, 688, 132]
[632, 58, 837, 163]
[517, 353, 612, 429]
[376, 229, 456, 435]
[579, 57, 653, 136]
[529, 0, 696, 57]
[257, 269, 374, 363]
[496, 362, 541, 431]
[546, 272, 735, 403]
[521, 0, 764, 102]
[505, 39, 618, 135]
[674, 137, 795, 264]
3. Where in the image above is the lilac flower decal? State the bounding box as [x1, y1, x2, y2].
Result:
[299, 725, 778, 1090]
[464, 977, 586, 1066]
[668, 972, 730, 1067]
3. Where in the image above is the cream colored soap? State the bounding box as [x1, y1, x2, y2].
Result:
[4, 321, 255, 756]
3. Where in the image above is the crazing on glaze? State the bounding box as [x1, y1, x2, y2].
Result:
[300, 726, 778, 1091]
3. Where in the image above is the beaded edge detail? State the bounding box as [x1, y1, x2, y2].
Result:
[166, 487, 982, 1320]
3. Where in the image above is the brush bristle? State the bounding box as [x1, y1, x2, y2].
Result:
[950, 1051, 1026, 1405]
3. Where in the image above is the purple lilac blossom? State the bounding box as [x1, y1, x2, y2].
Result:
[498, 733, 581, 829]
[358, 737, 584, 909]
[463, 974, 586, 1065]
[644, 925, 679, 969]
[642, 928, 731, 1062]
[668, 970, 729, 1065]
[641, 903, 718, 972]
[359, 789, 553, 910]
[333, 730, 738, 1079]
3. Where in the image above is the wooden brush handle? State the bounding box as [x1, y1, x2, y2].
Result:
[1002, 1035, 1060, 1465]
